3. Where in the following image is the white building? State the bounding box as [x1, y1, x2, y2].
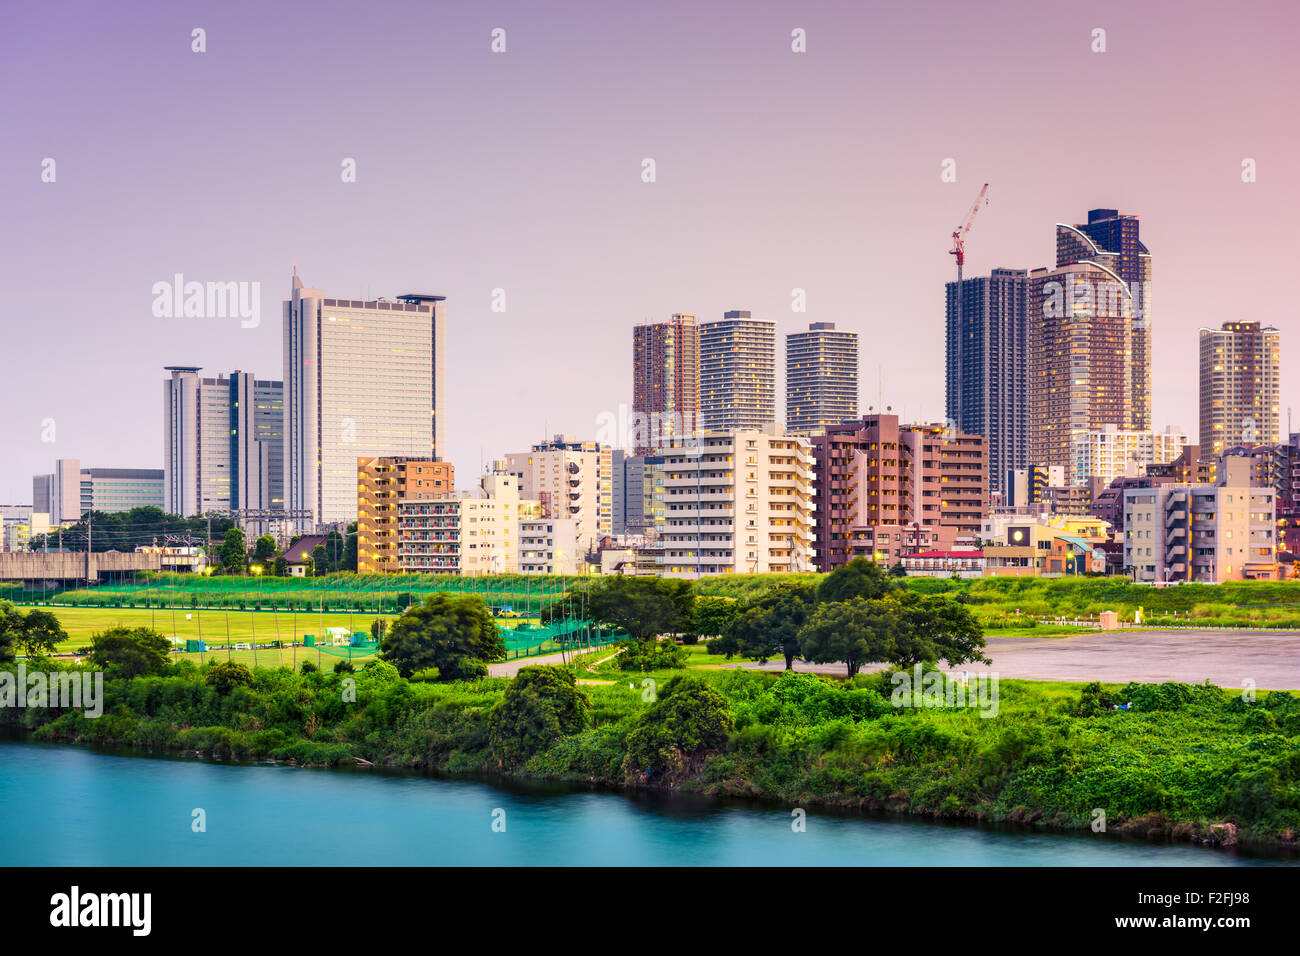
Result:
[163, 366, 283, 517]
[656, 426, 814, 577]
[397, 468, 523, 574]
[283, 270, 446, 526]
[1070, 424, 1187, 486]
[519, 516, 581, 575]
[505, 436, 611, 552]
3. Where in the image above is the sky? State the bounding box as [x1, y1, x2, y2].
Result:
[2, 0, 1297, 502]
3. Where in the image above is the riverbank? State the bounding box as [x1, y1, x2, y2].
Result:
[5, 655, 1299, 856]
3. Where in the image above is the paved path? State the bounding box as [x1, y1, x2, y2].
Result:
[722, 629, 1300, 689]
[488, 647, 621, 678]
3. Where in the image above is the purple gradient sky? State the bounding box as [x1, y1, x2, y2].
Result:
[2, 0, 1297, 502]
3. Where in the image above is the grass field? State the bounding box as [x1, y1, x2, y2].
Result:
[35, 606, 388, 653]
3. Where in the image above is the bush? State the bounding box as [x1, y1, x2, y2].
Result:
[488, 666, 591, 768]
[618, 639, 687, 672]
[623, 675, 733, 779]
[205, 661, 254, 695]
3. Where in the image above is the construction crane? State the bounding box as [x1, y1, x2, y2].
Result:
[949, 183, 989, 431]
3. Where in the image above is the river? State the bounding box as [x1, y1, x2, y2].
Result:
[0, 741, 1286, 866]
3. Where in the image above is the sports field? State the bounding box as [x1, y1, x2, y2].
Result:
[28, 605, 617, 664]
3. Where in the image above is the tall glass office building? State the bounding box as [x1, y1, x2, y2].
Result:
[283, 271, 446, 526]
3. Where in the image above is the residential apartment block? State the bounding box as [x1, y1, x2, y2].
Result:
[699, 311, 776, 431]
[1198, 321, 1281, 456]
[1124, 477, 1277, 583]
[655, 427, 814, 577]
[505, 435, 611, 551]
[1069, 425, 1187, 486]
[632, 313, 699, 454]
[809, 414, 988, 571]
[785, 322, 858, 432]
[396, 467, 522, 574]
[356, 457, 454, 573]
[945, 268, 1031, 498]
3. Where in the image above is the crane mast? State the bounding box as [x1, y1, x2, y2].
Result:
[949, 183, 989, 432]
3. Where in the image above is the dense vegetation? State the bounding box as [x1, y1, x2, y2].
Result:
[3, 652, 1297, 852]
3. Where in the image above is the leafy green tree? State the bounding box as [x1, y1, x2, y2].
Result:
[27, 506, 236, 553]
[15, 608, 65, 657]
[488, 666, 591, 767]
[887, 591, 989, 668]
[0, 601, 24, 662]
[798, 598, 897, 677]
[575, 576, 693, 643]
[380, 593, 506, 679]
[310, 545, 329, 577]
[690, 596, 741, 645]
[253, 535, 278, 564]
[205, 661, 254, 694]
[219, 528, 248, 571]
[370, 618, 387, 641]
[273, 556, 289, 577]
[341, 522, 358, 572]
[816, 557, 896, 604]
[889, 561, 908, 578]
[623, 676, 733, 779]
[720, 583, 815, 668]
[88, 626, 173, 679]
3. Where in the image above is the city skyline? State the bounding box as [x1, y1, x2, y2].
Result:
[4, 0, 1300, 502]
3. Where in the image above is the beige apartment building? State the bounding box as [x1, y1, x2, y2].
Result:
[1123, 461, 1277, 582]
[655, 426, 815, 577]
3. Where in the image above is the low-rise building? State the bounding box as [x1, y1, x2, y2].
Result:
[357, 456, 454, 573]
[900, 549, 986, 578]
[1124, 481, 1277, 582]
[397, 467, 523, 574]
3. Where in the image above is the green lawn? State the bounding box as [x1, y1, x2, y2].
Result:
[35, 606, 388, 653]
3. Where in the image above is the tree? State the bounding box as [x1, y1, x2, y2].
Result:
[205, 661, 254, 693]
[219, 528, 248, 571]
[380, 593, 506, 679]
[798, 598, 897, 677]
[341, 522, 358, 572]
[253, 535, 277, 564]
[310, 545, 329, 577]
[273, 556, 289, 577]
[887, 590, 988, 668]
[889, 561, 908, 578]
[16, 608, 65, 657]
[88, 626, 173, 679]
[623, 675, 733, 779]
[816, 557, 896, 604]
[689, 596, 741, 645]
[722, 583, 815, 668]
[488, 666, 591, 767]
[576, 576, 692, 644]
[0, 601, 25, 662]
[0, 602, 66, 661]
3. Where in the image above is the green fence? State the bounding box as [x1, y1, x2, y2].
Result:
[14, 572, 575, 617]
